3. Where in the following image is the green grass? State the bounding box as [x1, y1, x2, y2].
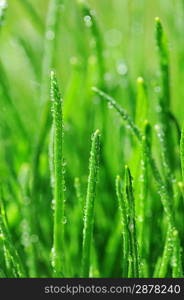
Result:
[0, 0, 184, 278]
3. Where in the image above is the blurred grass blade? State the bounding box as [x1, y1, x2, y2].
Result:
[155, 17, 170, 106]
[41, 0, 62, 105]
[18, 0, 44, 34]
[158, 226, 172, 277]
[16, 37, 40, 79]
[180, 125, 184, 183]
[81, 129, 100, 277]
[0, 192, 26, 278]
[0, 0, 7, 28]
[135, 77, 148, 129]
[0, 62, 28, 139]
[78, 2, 105, 88]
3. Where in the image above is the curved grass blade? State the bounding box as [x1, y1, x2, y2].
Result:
[92, 87, 173, 221]
[81, 129, 100, 277]
[50, 70, 66, 277]
[92, 87, 142, 140]
[78, 2, 105, 88]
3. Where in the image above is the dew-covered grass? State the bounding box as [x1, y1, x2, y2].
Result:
[0, 0, 184, 278]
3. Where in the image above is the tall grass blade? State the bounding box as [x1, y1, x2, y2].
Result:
[50, 70, 66, 277]
[124, 166, 139, 278]
[155, 17, 175, 169]
[115, 175, 129, 277]
[137, 123, 149, 274]
[135, 77, 148, 129]
[81, 129, 100, 277]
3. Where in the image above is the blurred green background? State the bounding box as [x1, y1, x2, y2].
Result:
[0, 0, 184, 277]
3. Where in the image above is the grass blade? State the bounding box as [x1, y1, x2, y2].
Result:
[124, 166, 139, 278]
[155, 17, 175, 169]
[0, 192, 26, 278]
[137, 123, 149, 274]
[50, 70, 66, 277]
[92, 87, 142, 140]
[78, 2, 105, 88]
[81, 129, 100, 277]
[93, 87, 183, 277]
[135, 77, 148, 129]
[115, 175, 129, 277]
[180, 125, 184, 183]
[41, 0, 62, 105]
[18, 0, 44, 34]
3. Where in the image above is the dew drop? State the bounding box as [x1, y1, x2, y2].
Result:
[84, 15, 92, 27]
[46, 30, 55, 40]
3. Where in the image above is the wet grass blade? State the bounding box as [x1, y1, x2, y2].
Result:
[81, 129, 100, 277]
[115, 175, 129, 277]
[93, 87, 183, 277]
[50, 71, 66, 277]
[155, 17, 175, 169]
[92, 87, 142, 140]
[137, 123, 149, 273]
[124, 166, 139, 278]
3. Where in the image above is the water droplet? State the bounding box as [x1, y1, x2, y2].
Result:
[108, 102, 113, 109]
[104, 29, 122, 47]
[51, 199, 56, 210]
[116, 62, 128, 75]
[62, 216, 67, 224]
[84, 15, 92, 27]
[46, 30, 55, 40]
[154, 86, 161, 93]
